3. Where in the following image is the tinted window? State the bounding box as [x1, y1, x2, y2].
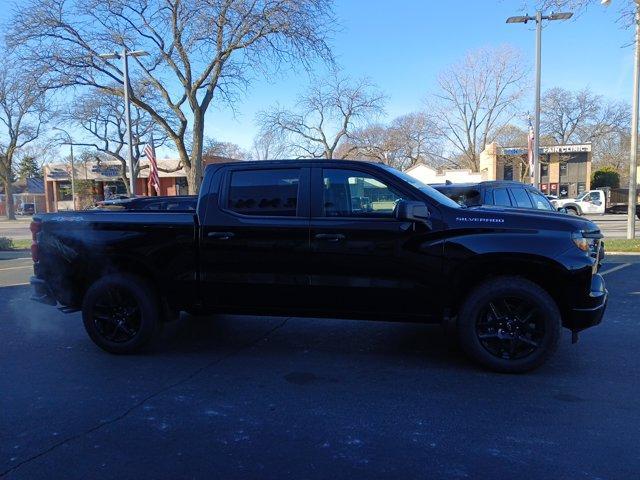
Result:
[323, 169, 402, 218]
[511, 188, 533, 208]
[142, 202, 163, 210]
[493, 188, 512, 206]
[228, 169, 299, 216]
[529, 191, 554, 210]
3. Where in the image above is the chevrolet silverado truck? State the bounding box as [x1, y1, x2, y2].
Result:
[29, 160, 607, 373]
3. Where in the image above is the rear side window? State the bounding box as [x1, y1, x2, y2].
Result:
[227, 169, 300, 217]
[529, 191, 554, 210]
[492, 188, 512, 206]
[510, 188, 533, 208]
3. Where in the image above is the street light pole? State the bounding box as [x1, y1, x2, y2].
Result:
[53, 127, 76, 211]
[506, 11, 573, 190]
[534, 11, 543, 190]
[628, 3, 640, 240]
[122, 48, 136, 196]
[98, 49, 148, 197]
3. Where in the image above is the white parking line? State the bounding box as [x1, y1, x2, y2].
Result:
[600, 263, 632, 276]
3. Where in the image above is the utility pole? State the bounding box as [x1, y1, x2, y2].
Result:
[628, 3, 640, 240]
[122, 48, 135, 196]
[53, 127, 77, 211]
[98, 49, 149, 197]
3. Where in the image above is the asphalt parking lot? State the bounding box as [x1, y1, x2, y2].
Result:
[1, 256, 639, 479]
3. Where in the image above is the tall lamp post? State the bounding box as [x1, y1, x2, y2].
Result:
[506, 11, 573, 190]
[98, 49, 148, 197]
[627, 1, 640, 239]
[52, 127, 76, 211]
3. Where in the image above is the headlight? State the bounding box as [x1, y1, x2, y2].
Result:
[571, 230, 601, 253]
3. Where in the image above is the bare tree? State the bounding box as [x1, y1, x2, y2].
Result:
[387, 112, 445, 170]
[0, 56, 50, 219]
[203, 138, 249, 161]
[252, 129, 292, 160]
[431, 46, 529, 172]
[257, 73, 385, 159]
[9, 0, 334, 193]
[537, 1, 636, 28]
[540, 87, 629, 144]
[64, 89, 171, 195]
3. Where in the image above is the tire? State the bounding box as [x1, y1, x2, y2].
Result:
[566, 208, 579, 216]
[457, 276, 560, 373]
[82, 273, 162, 354]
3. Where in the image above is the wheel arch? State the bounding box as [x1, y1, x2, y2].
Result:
[446, 253, 570, 316]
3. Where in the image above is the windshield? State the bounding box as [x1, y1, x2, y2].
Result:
[380, 165, 463, 208]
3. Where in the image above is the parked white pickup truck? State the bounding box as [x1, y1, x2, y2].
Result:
[552, 189, 640, 218]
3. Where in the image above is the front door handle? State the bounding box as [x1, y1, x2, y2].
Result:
[314, 233, 345, 242]
[208, 231, 235, 240]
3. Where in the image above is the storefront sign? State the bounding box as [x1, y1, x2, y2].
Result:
[500, 144, 591, 156]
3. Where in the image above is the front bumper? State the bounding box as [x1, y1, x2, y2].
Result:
[30, 276, 57, 306]
[565, 273, 607, 332]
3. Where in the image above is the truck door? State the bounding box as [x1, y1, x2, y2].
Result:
[307, 166, 443, 317]
[199, 165, 311, 310]
[591, 191, 605, 214]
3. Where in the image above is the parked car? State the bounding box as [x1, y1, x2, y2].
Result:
[93, 195, 197, 212]
[552, 188, 640, 219]
[30, 160, 607, 373]
[16, 203, 36, 215]
[432, 181, 557, 212]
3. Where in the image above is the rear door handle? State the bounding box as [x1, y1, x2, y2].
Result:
[207, 231, 235, 240]
[314, 233, 345, 242]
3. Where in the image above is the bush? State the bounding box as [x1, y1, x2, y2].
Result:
[0, 237, 15, 250]
[592, 167, 620, 189]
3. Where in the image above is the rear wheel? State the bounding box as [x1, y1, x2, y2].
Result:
[82, 274, 162, 354]
[457, 276, 560, 373]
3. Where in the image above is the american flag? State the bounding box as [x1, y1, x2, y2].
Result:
[144, 134, 160, 196]
[527, 118, 535, 178]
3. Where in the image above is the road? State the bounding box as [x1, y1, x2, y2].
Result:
[1, 257, 639, 479]
[584, 213, 640, 238]
[0, 219, 32, 242]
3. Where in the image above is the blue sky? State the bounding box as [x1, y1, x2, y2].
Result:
[1, 0, 636, 155]
[206, 0, 635, 151]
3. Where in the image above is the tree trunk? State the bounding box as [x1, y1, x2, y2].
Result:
[187, 112, 205, 194]
[4, 179, 15, 220]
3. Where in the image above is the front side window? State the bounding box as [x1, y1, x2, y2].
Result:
[529, 190, 554, 210]
[511, 188, 534, 208]
[322, 169, 402, 218]
[492, 188, 512, 206]
[228, 169, 300, 217]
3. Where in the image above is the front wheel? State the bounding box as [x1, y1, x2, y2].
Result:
[566, 208, 579, 216]
[82, 273, 162, 354]
[457, 276, 560, 373]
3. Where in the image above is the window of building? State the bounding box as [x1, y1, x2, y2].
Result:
[322, 169, 402, 218]
[510, 188, 534, 208]
[540, 163, 549, 177]
[503, 164, 514, 181]
[492, 188, 512, 206]
[57, 181, 73, 201]
[227, 169, 299, 217]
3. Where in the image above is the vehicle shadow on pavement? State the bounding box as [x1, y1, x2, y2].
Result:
[156, 314, 471, 372]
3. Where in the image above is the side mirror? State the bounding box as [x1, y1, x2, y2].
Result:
[395, 200, 430, 223]
[593, 200, 602, 206]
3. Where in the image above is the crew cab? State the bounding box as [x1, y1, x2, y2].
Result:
[29, 160, 607, 373]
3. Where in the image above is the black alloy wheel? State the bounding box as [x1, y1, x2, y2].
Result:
[476, 296, 545, 360]
[92, 286, 142, 343]
[457, 276, 560, 373]
[82, 273, 161, 354]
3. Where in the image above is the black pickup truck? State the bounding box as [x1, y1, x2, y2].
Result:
[30, 160, 607, 372]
